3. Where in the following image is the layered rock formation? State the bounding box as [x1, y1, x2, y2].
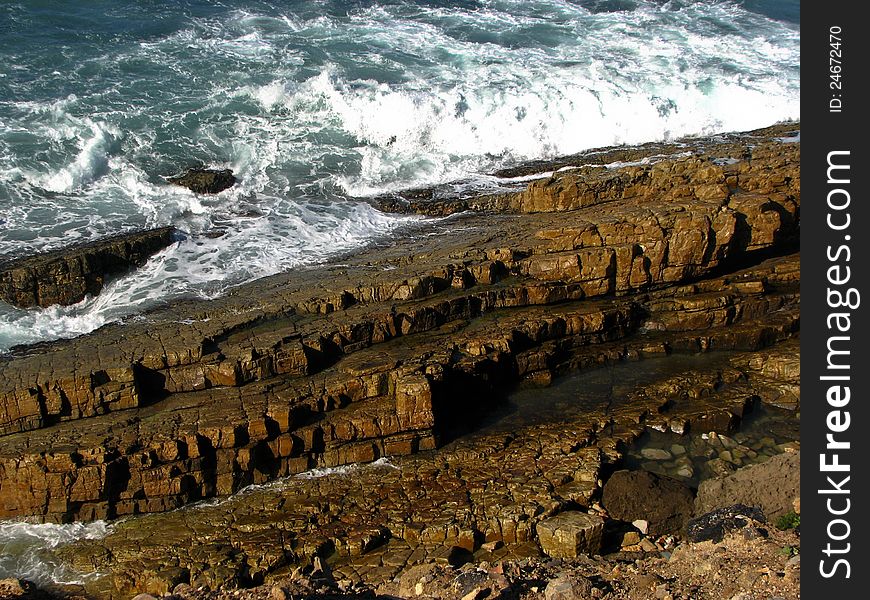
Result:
[0, 123, 800, 598]
[0, 227, 177, 309]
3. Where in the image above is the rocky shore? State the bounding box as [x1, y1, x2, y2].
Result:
[0, 123, 800, 599]
[0, 228, 178, 309]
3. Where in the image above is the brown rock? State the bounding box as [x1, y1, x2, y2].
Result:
[544, 573, 594, 600]
[537, 511, 604, 558]
[0, 227, 177, 308]
[0, 579, 27, 598]
[602, 470, 694, 536]
[695, 452, 800, 520]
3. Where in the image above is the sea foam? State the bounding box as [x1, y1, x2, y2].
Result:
[0, 0, 799, 351]
[0, 520, 110, 586]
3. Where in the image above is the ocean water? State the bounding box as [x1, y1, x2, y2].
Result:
[0, 0, 799, 351]
[0, 520, 110, 586]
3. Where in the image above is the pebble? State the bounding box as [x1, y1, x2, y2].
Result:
[670, 444, 686, 456]
[641, 448, 672, 461]
[675, 466, 694, 479]
[633, 520, 650, 534]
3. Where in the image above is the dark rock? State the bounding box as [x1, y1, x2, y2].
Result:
[602, 470, 695, 536]
[0, 227, 178, 308]
[544, 573, 594, 600]
[168, 168, 237, 194]
[695, 451, 800, 520]
[686, 504, 766, 543]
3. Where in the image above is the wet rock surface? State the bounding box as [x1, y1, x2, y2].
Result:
[168, 168, 236, 194]
[0, 227, 177, 308]
[0, 123, 801, 598]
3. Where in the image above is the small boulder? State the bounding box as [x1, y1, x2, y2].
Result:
[602, 470, 694, 536]
[686, 504, 766, 543]
[537, 511, 604, 558]
[169, 168, 236, 194]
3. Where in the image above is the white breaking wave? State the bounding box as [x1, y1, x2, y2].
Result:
[0, 0, 799, 351]
[0, 520, 110, 586]
[296, 456, 399, 480]
[36, 119, 121, 194]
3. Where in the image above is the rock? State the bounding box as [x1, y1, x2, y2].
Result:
[0, 125, 803, 594]
[705, 458, 738, 478]
[0, 579, 27, 598]
[432, 545, 473, 567]
[269, 586, 288, 600]
[632, 520, 649, 535]
[695, 452, 800, 520]
[640, 448, 672, 461]
[131, 595, 159, 600]
[168, 168, 236, 194]
[602, 470, 695, 536]
[620, 531, 640, 547]
[686, 504, 766, 543]
[544, 573, 594, 600]
[537, 511, 604, 558]
[0, 227, 177, 308]
[675, 465, 694, 479]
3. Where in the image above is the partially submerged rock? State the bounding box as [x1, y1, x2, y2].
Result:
[168, 168, 236, 194]
[0, 227, 177, 308]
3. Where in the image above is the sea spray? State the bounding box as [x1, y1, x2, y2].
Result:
[0, 0, 799, 350]
[0, 520, 110, 586]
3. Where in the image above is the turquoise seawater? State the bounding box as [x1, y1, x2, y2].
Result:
[0, 0, 799, 351]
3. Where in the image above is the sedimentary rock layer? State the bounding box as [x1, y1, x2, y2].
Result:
[0, 227, 177, 308]
[0, 124, 799, 530]
[51, 337, 801, 598]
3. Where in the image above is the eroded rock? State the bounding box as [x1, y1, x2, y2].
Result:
[602, 470, 695, 536]
[0, 227, 177, 308]
[537, 512, 604, 558]
[695, 451, 800, 520]
[168, 168, 236, 194]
